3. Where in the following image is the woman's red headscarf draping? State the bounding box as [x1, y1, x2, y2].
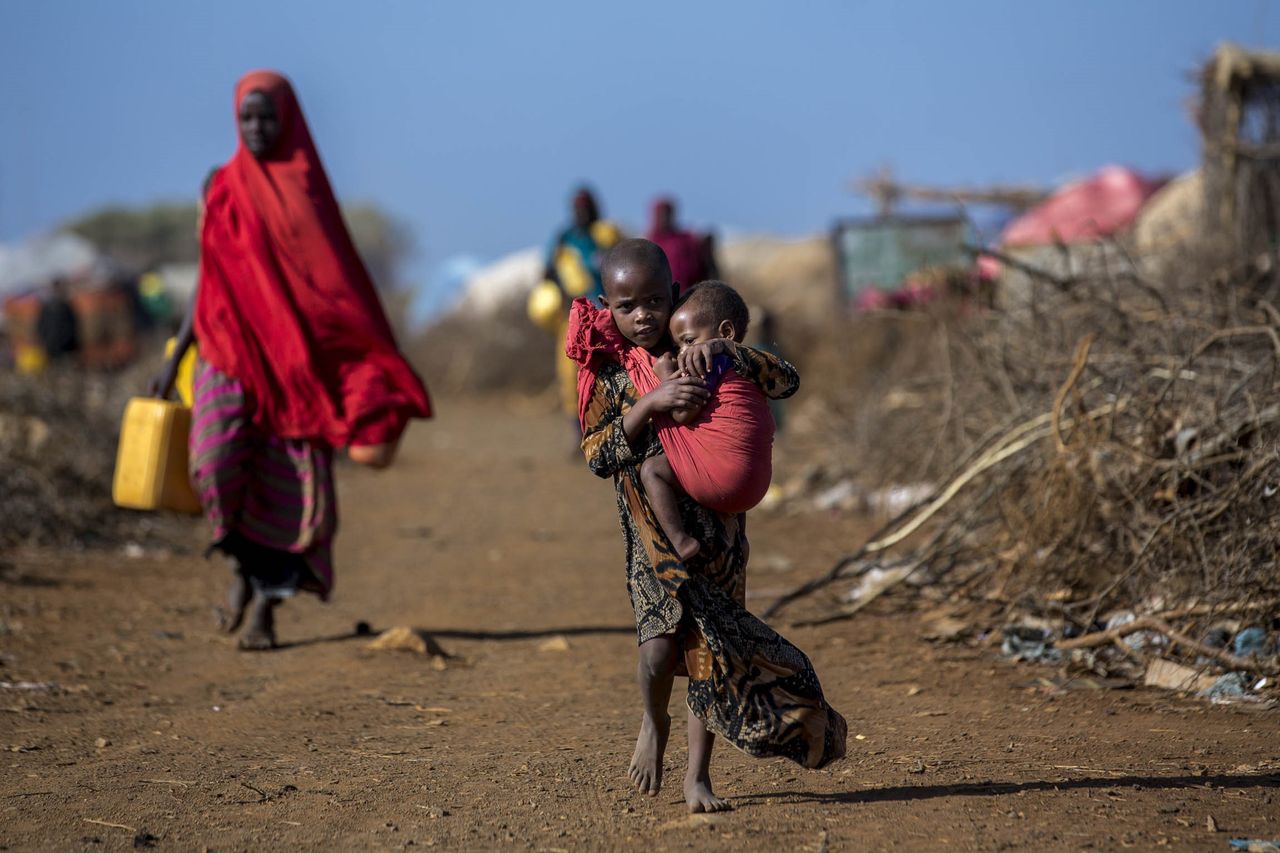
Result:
[565, 298, 772, 514]
[195, 70, 430, 448]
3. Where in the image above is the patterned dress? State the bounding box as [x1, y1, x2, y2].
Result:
[581, 345, 847, 769]
[189, 358, 337, 599]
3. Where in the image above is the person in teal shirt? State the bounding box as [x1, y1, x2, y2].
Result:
[544, 187, 623, 426]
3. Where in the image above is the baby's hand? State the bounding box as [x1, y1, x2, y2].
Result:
[678, 338, 735, 381]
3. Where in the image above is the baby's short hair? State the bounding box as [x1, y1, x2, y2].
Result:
[601, 238, 672, 295]
[676, 280, 750, 342]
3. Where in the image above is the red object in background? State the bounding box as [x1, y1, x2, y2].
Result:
[1000, 165, 1166, 248]
[196, 70, 430, 449]
[854, 287, 892, 313]
[71, 288, 137, 368]
[3, 293, 43, 348]
[646, 197, 712, 297]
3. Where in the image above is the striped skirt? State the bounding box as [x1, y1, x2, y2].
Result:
[189, 359, 337, 599]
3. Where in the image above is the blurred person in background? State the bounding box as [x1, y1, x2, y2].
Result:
[542, 187, 622, 434]
[36, 277, 79, 363]
[150, 70, 431, 650]
[645, 196, 718, 298]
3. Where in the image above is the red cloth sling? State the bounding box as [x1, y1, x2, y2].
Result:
[567, 299, 773, 514]
[195, 70, 430, 449]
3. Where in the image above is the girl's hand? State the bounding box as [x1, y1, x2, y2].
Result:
[678, 338, 735, 381]
[647, 375, 710, 414]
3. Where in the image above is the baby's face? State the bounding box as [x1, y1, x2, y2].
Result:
[669, 305, 722, 349]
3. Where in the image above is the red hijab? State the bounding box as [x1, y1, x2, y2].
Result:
[195, 70, 430, 448]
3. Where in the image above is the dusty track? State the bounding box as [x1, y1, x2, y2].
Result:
[2, 397, 1277, 850]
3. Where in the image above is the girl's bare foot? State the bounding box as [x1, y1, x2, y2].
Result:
[214, 571, 252, 633]
[684, 711, 728, 812]
[670, 533, 701, 563]
[684, 773, 731, 813]
[237, 596, 279, 650]
[628, 712, 671, 796]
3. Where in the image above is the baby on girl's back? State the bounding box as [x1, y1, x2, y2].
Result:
[638, 282, 776, 561]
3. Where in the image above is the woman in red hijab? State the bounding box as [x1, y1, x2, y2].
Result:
[153, 71, 430, 649]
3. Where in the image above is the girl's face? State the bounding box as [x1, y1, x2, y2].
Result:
[238, 90, 282, 159]
[600, 265, 673, 352]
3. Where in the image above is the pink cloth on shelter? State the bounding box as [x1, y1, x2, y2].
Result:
[1000, 165, 1165, 247]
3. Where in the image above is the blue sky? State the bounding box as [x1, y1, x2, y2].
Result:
[0, 1, 1273, 297]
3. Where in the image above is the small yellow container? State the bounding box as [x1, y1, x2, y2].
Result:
[163, 337, 197, 408]
[112, 397, 202, 514]
[526, 280, 564, 334]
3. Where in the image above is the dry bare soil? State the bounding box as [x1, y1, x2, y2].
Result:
[2, 397, 1277, 851]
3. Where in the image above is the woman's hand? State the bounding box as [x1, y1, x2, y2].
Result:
[146, 360, 179, 400]
[677, 338, 735, 381]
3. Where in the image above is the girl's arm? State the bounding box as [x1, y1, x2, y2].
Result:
[581, 370, 709, 478]
[582, 372, 648, 479]
[678, 340, 800, 400]
[730, 344, 800, 400]
[146, 283, 198, 399]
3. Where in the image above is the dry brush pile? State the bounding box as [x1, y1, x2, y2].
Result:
[769, 242, 1280, 681]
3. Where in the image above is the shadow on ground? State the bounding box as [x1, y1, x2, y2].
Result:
[735, 772, 1280, 805]
[274, 623, 633, 650]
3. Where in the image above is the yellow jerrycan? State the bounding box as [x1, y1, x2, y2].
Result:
[112, 397, 202, 514]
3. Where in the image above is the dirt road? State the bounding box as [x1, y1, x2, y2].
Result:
[2, 397, 1277, 850]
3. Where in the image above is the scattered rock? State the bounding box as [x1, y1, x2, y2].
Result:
[537, 635, 570, 653]
[1, 680, 60, 691]
[95, 737, 110, 749]
[660, 813, 726, 830]
[367, 627, 448, 658]
[921, 611, 969, 641]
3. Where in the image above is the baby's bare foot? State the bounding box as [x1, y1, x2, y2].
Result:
[628, 713, 670, 796]
[671, 534, 701, 563]
[684, 774, 731, 813]
[237, 597, 278, 651]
